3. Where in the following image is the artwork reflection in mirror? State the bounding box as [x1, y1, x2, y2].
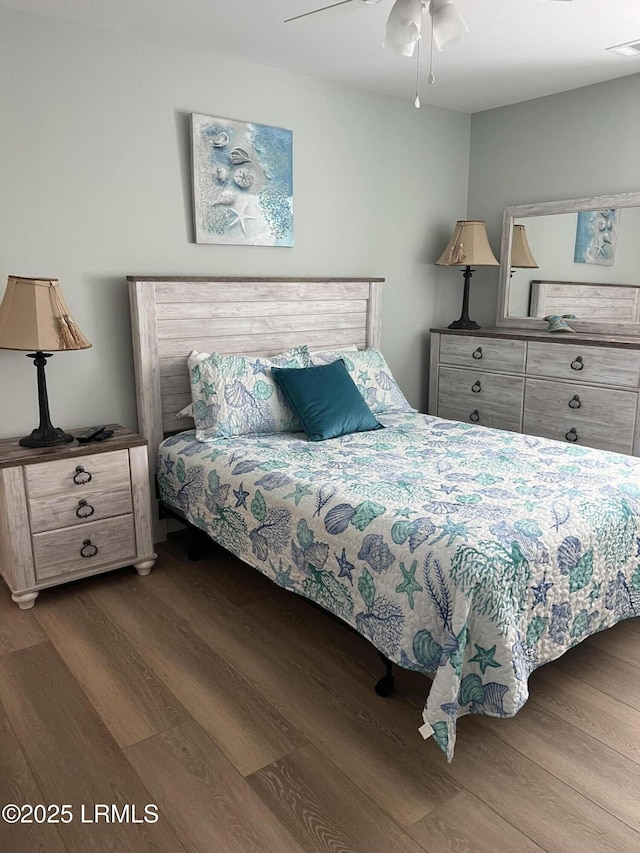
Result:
[508, 207, 640, 319]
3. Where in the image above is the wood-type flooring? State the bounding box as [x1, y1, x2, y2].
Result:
[1, 532, 639, 853]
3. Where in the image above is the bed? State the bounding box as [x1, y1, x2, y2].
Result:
[129, 276, 640, 760]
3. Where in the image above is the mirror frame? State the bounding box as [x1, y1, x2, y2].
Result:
[496, 191, 640, 336]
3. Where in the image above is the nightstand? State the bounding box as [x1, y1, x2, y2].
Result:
[0, 425, 157, 609]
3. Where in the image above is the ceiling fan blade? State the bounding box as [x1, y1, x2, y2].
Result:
[285, 0, 358, 23]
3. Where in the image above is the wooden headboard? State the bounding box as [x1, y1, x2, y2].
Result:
[128, 276, 384, 538]
[529, 280, 640, 323]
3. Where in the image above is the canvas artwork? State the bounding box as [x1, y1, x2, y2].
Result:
[574, 208, 618, 265]
[191, 113, 293, 247]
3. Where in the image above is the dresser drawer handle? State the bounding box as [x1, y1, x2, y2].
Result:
[73, 466, 92, 485]
[76, 499, 95, 519]
[80, 539, 98, 558]
[472, 347, 483, 360]
[568, 395, 581, 409]
[469, 409, 480, 423]
[471, 380, 482, 393]
[565, 428, 578, 443]
[570, 356, 584, 371]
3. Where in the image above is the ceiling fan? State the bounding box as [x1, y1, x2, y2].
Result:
[285, 0, 573, 25]
[286, 0, 574, 106]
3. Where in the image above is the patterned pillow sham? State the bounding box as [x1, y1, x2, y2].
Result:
[189, 345, 312, 440]
[311, 346, 413, 414]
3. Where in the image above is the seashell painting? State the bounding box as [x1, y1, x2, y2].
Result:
[229, 146, 252, 164]
[191, 112, 293, 246]
[210, 132, 229, 147]
[233, 168, 254, 189]
[212, 189, 237, 206]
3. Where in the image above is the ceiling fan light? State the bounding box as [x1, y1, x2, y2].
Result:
[431, 0, 468, 51]
[382, 33, 418, 56]
[385, 0, 423, 48]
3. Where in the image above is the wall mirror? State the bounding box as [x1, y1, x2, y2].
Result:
[496, 192, 640, 335]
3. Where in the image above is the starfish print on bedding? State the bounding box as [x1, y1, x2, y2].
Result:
[469, 644, 501, 674]
[227, 201, 256, 235]
[396, 560, 422, 609]
[335, 548, 355, 583]
[233, 482, 250, 509]
[283, 483, 313, 506]
[531, 575, 554, 608]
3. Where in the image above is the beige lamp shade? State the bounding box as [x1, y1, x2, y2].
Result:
[0, 276, 91, 352]
[511, 224, 539, 269]
[436, 220, 500, 267]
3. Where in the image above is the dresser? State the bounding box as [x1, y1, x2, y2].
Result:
[428, 329, 640, 457]
[0, 425, 156, 609]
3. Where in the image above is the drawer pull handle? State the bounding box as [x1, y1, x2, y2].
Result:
[76, 499, 95, 519]
[565, 428, 578, 443]
[73, 466, 92, 485]
[469, 409, 480, 423]
[471, 380, 482, 393]
[570, 356, 584, 371]
[80, 539, 98, 558]
[568, 395, 581, 409]
[472, 347, 483, 360]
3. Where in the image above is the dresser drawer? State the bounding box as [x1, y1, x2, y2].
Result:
[526, 342, 640, 388]
[438, 367, 524, 431]
[32, 515, 136, 581]
[523, 379, 637, 454]
[439, 335, 526, 373]
[28, 484, 133, 534]
[25, 449, 130, 499]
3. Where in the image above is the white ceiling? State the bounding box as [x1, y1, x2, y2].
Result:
[3, 0, 640, 112]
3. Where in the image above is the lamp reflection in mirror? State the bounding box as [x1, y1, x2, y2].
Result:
[436, 220, 500, 330]
[510, 224, 539, 277]
[0, 276, 91, 448]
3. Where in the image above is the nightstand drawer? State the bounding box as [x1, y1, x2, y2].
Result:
[523, 378, 637, 454]
[28, 485, 133, 534]
[440, 335, 526, 373]
[526, 342, 640, 388]
[438, 367, 524, 431]
[32, 515, 136, 581]
[25, 449, 130, 498]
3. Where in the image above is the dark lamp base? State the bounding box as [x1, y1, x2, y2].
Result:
[448, 317, 481, 330]
[19, 426, 75, 448]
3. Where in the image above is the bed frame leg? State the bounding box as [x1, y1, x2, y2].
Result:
[375, 652, 395, 697]
[186, 527, 211, 561]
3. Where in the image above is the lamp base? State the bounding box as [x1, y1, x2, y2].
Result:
[19, 425, 75, 448]
[447, 317, 481, 330]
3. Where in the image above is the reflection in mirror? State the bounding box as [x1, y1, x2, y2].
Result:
[508, 208, 640, 318]
[497, 192, 640, 335]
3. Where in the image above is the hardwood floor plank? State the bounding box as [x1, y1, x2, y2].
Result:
[0, 643, 184, 853]
[34, 587, 189, 748]
[144, 560, 461, 827]
[407, 790, 545, 853]
[552, 642, 640, 708]
[586, 618, 640, 668]
[88, 571, 306, 777]
[473, 700, 640, 832]
[0, 584, 46, 655]
[446, 721, 640, 853]
[0, 708, 67, 853]
[528, 665, 640, 765]
[248, 742, 428, 853]
[162, 531, 275, 606]
[125, 719, 303, 853]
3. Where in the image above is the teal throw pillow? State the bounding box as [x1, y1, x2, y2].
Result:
[272, 359, 383, 442]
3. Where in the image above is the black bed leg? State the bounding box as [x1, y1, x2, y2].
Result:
[375, 651, 395, 697]
[186, 527, 211, 561]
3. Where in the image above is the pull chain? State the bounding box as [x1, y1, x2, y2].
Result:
[414, 36, 421, 107]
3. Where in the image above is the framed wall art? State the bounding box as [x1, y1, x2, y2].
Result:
[191, 113, 293, 247]
[574, 208, 618, 265]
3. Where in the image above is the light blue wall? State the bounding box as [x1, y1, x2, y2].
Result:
[468, 73, 640, 327]
[0, 8, 470, 437]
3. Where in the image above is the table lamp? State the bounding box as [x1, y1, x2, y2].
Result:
[510, 224, 539, 276]
[0, 276, 91, 447]
[436, 220, 499, 330]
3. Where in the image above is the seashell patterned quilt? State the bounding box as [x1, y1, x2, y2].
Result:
[156, 411, 640, 760]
